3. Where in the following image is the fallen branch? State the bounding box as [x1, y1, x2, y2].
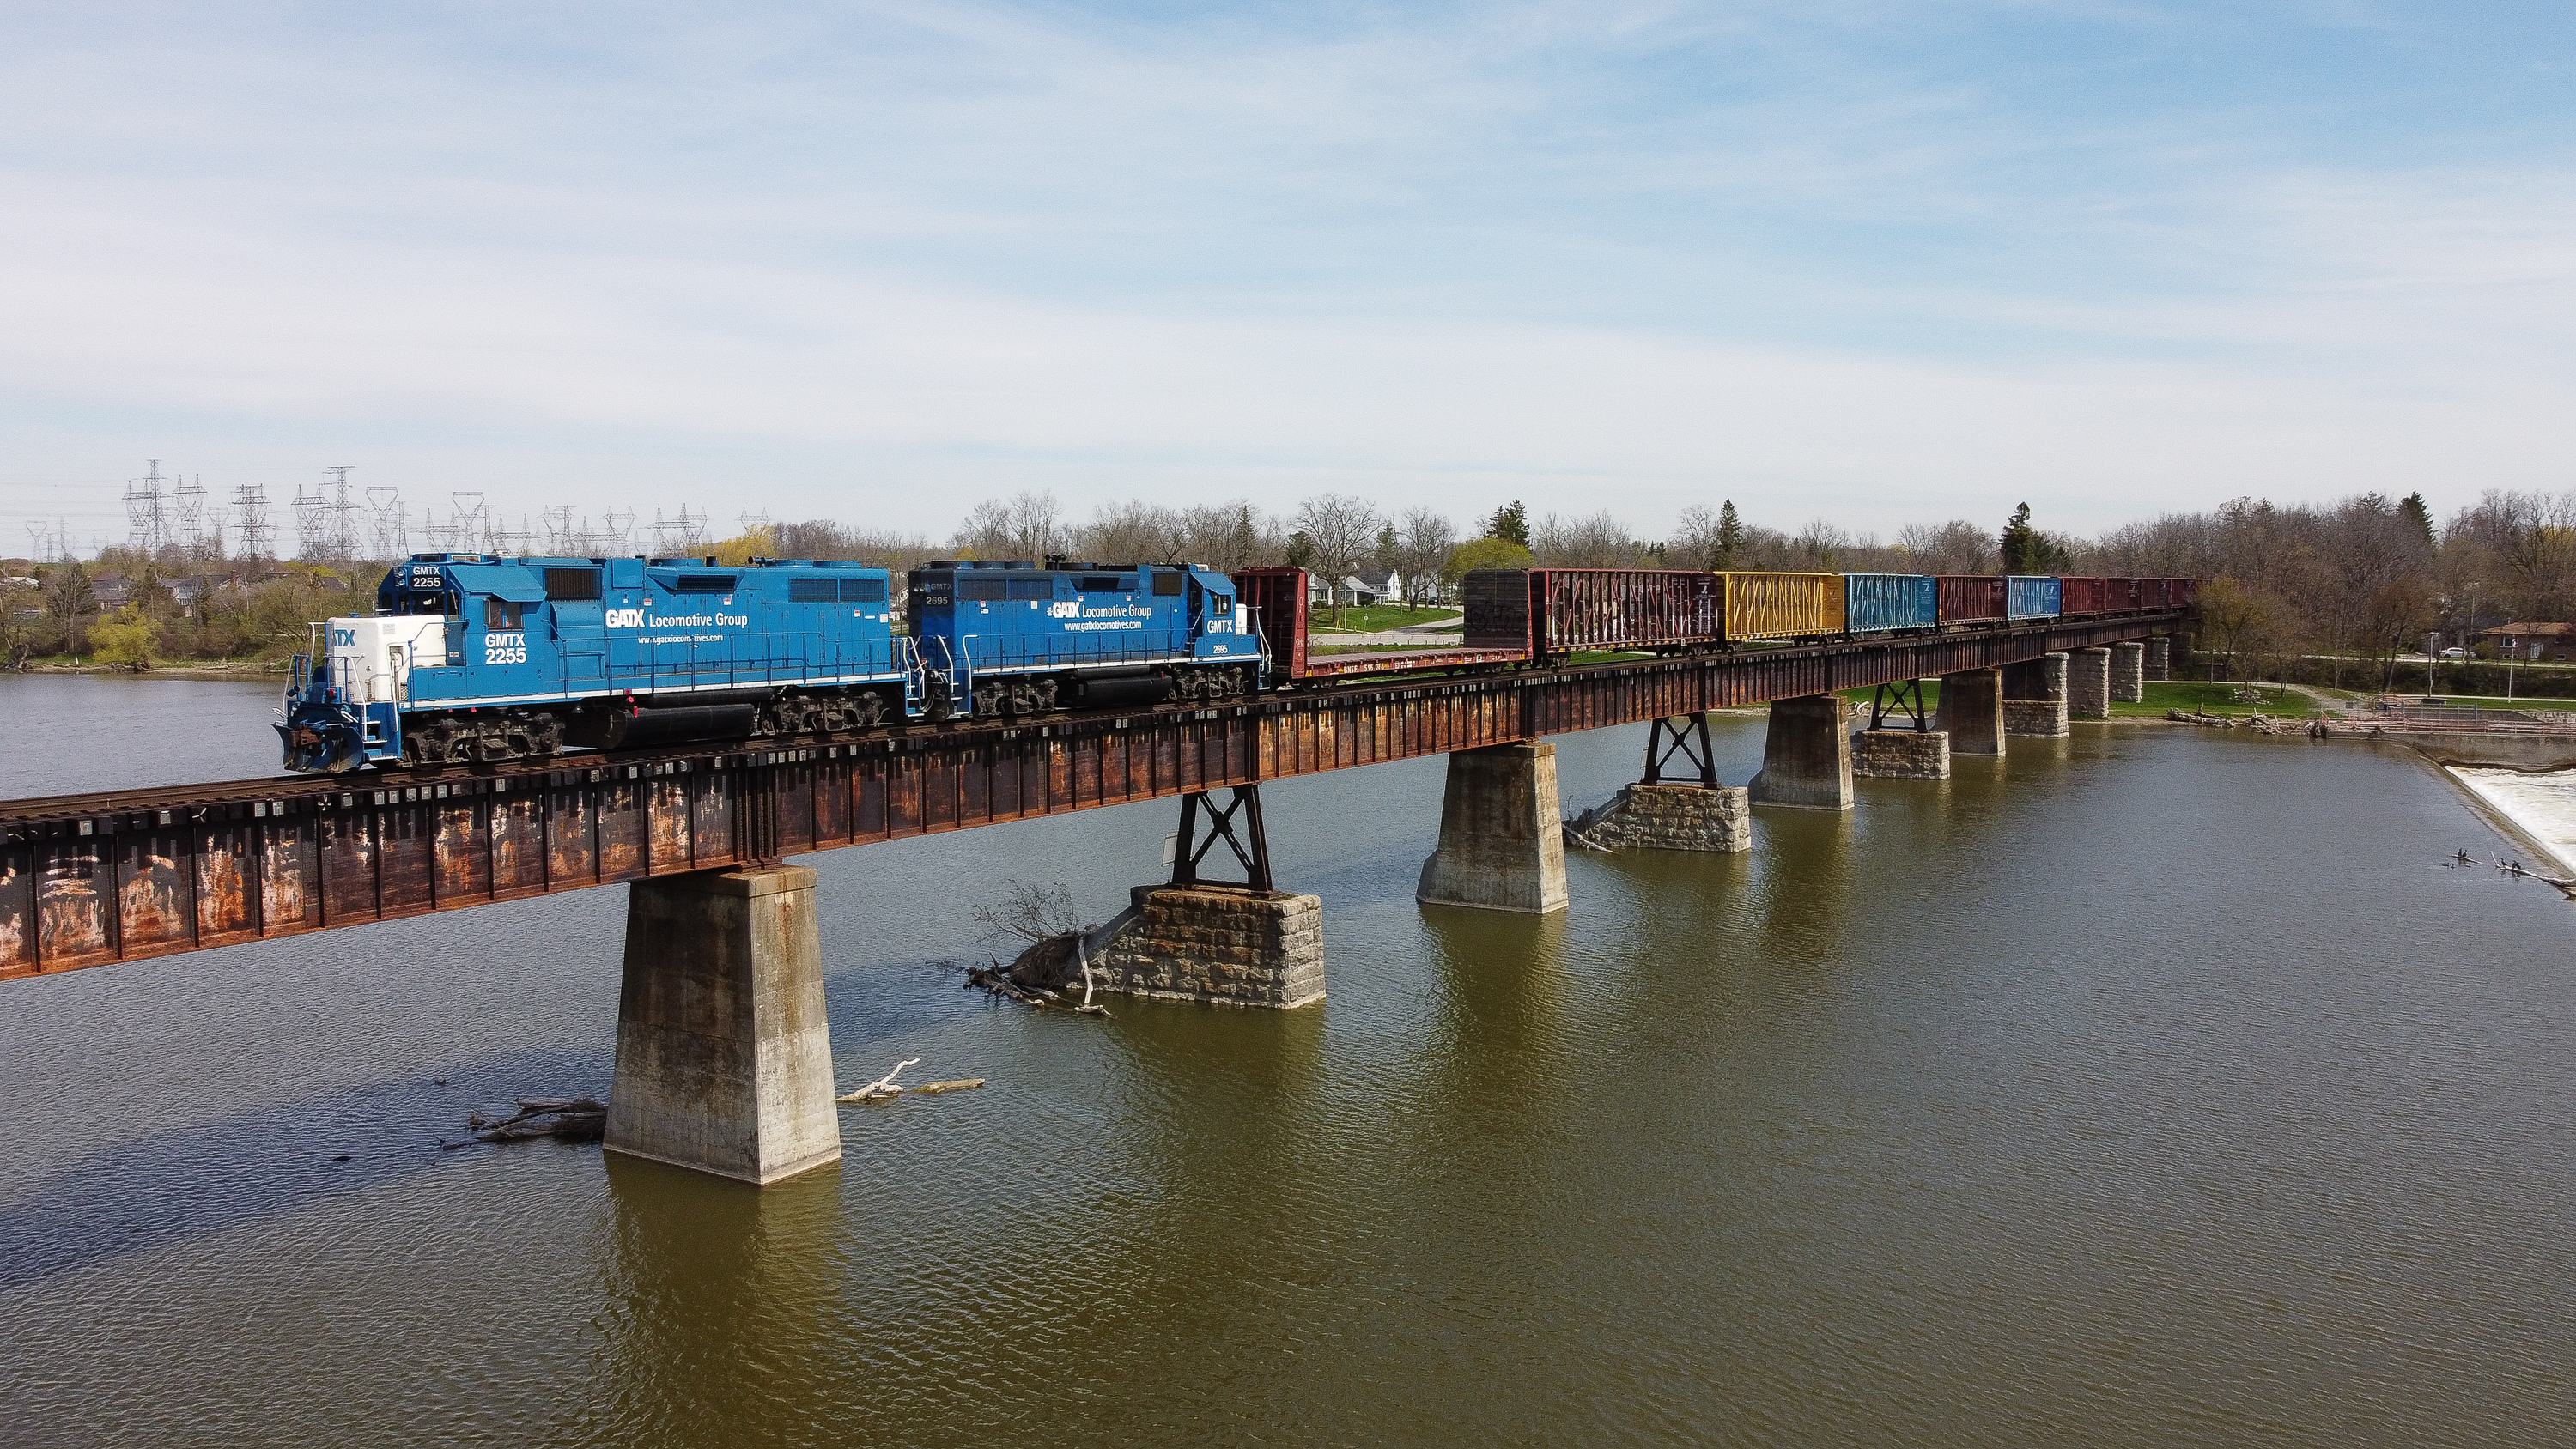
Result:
[442, 1096, 607, 1149]
[912, 1079, 985, 1094]
[837, 1058, 920, 1104]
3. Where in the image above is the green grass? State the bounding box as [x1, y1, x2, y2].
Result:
[2117, 681, 2306, 718]
[1307, 604, 1460, 634]
[1835, 679, 2309, 718]
[2387, 693, 2576, 713]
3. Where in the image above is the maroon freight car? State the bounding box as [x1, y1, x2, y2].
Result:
[1935, 574, 2007, 624]
[1464, 568, 1719, 658]
[1231, 567, 1528, 681]
[2058, 576, 2111, 615]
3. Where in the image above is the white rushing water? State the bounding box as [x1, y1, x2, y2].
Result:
[2449, 767, 2576, 875]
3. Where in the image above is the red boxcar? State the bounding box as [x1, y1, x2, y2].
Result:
[1935, 574, 2006, 624]
[1465, 569, 1719, 658]
[2058, 576, 2111, 615]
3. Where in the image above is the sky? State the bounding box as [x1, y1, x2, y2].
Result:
[3, 0, 2572, 555]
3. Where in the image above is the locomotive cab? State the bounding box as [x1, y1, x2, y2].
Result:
[281, 552, 914, 773]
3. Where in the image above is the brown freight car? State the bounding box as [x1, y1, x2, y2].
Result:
[1935, 574, 2007, 624]
[1464, 568, 1719, 658]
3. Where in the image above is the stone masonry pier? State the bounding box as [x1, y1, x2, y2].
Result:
[1088, 886, 1325, 1009]
[1567, 782, 1751, 852]
[2069, 647, 2112, 721]
[2112, 641, 2146, 703]
[1854, 729, 1951, 779]
[2003, 652, 2070, 737]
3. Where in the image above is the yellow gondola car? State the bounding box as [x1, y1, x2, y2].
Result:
[1718, 572, 1845, 641]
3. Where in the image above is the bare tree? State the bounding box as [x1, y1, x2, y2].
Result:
[1078, 500, 1182, 564]
[1178, 503, 1278, 573]
[1395, 507, 1456, 603]
[1533, 511, 1646, 568]
[954, 491, 1066, 561]
[1292, 494, 1382, 608]
[1895, 520, 1994, 574]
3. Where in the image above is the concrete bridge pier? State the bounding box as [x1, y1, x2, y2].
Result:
[2111, 641, 2147, 703]
[1419, 742, 1571, 912]
[1750, 694, 1855, 809]
[605, 865, 841, 1186]
[2002, 653, 2070, 737]
[1936, 668, 2008, 755]
[2142, 635, 2172, 682]
[2069, 647, 2113, 720]
[1564, 714, 1751, 851]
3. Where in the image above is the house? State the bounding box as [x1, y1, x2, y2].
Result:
[1309, 569, 1401, 607]
[2483, 622, 2576, 661]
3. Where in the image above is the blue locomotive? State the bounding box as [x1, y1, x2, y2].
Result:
[908, 560, 1255, 716]
[280, 554, 914, 772]
[279, 553, 1262, 772]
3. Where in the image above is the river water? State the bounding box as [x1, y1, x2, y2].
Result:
[3, 675, 2573, 1446]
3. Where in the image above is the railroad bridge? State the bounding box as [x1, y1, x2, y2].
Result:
[1, 614, 2181, 1182]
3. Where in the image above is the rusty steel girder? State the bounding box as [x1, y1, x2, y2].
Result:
[0, 612, 2180, 977]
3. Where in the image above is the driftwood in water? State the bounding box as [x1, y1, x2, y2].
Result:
[837, 1058, 919, 1104]
[968, 937, 1110, 1016]
[443, 1096, 607, 1149]
[912, 1079, 985, 1094]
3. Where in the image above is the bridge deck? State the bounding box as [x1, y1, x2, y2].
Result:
[0, 613, 2178, 976]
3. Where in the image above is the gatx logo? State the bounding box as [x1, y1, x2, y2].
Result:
[605, 608, 647, 627]
[330, 627, 357, 647]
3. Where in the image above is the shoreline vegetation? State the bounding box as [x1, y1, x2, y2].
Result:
[15, 483, 2576, 700]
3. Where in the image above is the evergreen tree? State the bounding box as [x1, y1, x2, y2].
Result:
[1285, 530, 1316, 569]
[1716, 500, 1746, 568]
[1372, 523, 1400, 579]
[2000, 503, 2044, 574]
[1486, 500, 1530, 548]
[2399, 491, 2434, 544]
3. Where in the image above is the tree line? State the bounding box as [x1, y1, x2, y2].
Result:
[9, 484, 2570, 686]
